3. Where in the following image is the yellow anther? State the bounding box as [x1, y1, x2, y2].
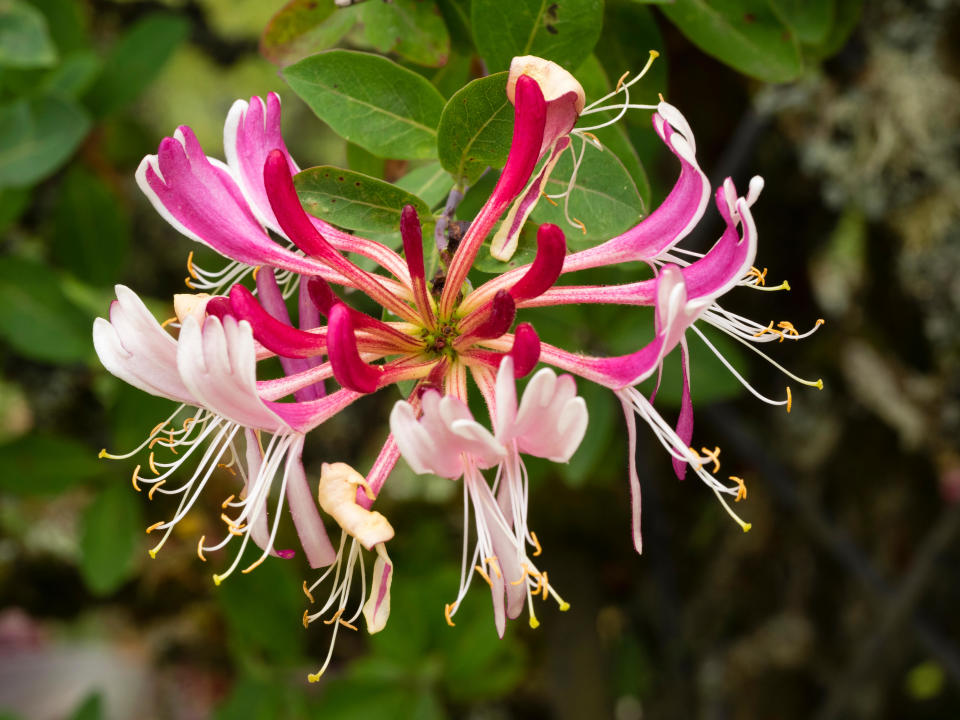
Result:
[529, 616, 540, 629]
[753, 321, 784, 341]
[148, 479, 165, 500]
[183, 417, 196, 430]
[559, 601, 571, 612]
[220, 512, 238, 527]
[148, 451, 160, 476]
[444, 603, 456, 627]
[338, 618, 358, 631]
[688, 446, 703, 471]
[729, 476, 747, 502]
[699, 446, 721, 474]
[475, 564, 493, 587]
[580, 131, 601, 148]
[221, 494, 235, 509]
[303, 580, 315, 604]
[197, 536, 207, 562]
[484, 556, 502, 579]
[658, 92, 666, 103]
[816, 318, 825, 326]
[541, 571, 549, 600]
[145, 521, 164, 534]
[540, 190, 558, 207]
[216, 463, 237, 476]
[302, 609, 311, 628]
[184, 277, 195, 289]
[160, 316, 177, 328]
[252, 266, 261, 281]
[615, 70, 630, 92]
[511, 565, 530, 586]
[530, 531, 543, 557]
[777, 321, 799, 339]
[786, 387, 792, 413]
[323, 608, 344, 625]
[131, 465, 142, 492]
[150, 420, 166, 436]
[747, 266, 768, 285]
[228, 524, 246, 537]
[242, 555, 266, 574]
[572, 217, 587, 235]
[186, 250, 198, 280]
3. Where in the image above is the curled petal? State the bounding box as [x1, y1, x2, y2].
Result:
[229, 284, 326, 358]
[509, 224, 566, 301]
[507, 323, 541, 378]
[469, 291, 516, 340]
[317, 463, 394, 549]
[362, 543, 393, 633]
[327, 303, 383, 394]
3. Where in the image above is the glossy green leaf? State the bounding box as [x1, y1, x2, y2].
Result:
[770, 0, 833, 45]
[79, 484, 142, 595]
[284, 50, 445, 159]
[659, 0, 803, 83]
[83, 13, 190, 117]
[395, 162, 455, 208]
[471, 0, 604, 72]
[0, 433, 104, 495]
[0, 95, 90, 188]
[295, 165, 431, 235]
[359, 0, 450, 67]
[53, 165, 129, 286]
[436, 71, 513, 185]
[259, 0, 358, 67]
[0, 256, 92, 363]
[531, 142, 644, 242]
[0, 0, 57, 68]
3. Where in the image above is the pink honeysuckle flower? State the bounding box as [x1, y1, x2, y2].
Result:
[389, 356, 587, 635]
[98, 54, 822, 677]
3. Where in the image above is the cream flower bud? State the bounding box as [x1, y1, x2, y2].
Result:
[317, 462, 395, 549]
[507, 55, 585, 113]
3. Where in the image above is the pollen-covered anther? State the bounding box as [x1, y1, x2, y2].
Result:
[475, 564, 493, 587]
[687, 447, 703, 471]
[746, 266, 767, 285]
[145, 521, 164, 534]
[530, 531, 543, 557]
[572, 217, 587, 235]
[730, 476, 747, 502]
[160, 316, 177, 328]
[699, 446, 721, 474]
[148, 451, 160, 475]
[131, 465, 142, 492]
[444, 603, 456, 627]
[302, 609, 311, 628]
[777, 321, 800, 340]
[302, 580, 315, 604]
[241, 556, 266, 574]
[323, 608, 345, 625]
[148, 480, 165, 500]
[540, 190, 558, 207]
[484, 556, 502, 578]
[753, 321, 784, 341]
[540, 571, 550, 600]
[221, 494, 235, 509]
[216, 462, 237, 476]
[615, 70, 630, 92]
[196, 536, 207, 562]
[786, 386, 793, 413]
[338, 618, 358, 631]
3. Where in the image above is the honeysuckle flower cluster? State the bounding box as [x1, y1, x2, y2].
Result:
[94, 55, 821, 679]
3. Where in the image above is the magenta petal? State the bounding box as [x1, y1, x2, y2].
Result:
[507, 323, 541, 378]
[509, 224, 566, 301]
[256, 268, 317, 395]
[470, 290, 516, 340]
[327, 303, 383, 394]
[229, 284, 326, 359]
[672, 340, 694, 480]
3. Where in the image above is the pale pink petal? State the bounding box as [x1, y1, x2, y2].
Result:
[284, 436, 338, 568]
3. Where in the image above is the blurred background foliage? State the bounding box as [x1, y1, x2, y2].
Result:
[1, 0, 959, 718]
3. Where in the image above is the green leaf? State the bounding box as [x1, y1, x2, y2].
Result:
[28, 0, 90, 55]
[346, 141, 385, 179]
[260, 0, 358, 67]
[809, 0, 860, 59]
[0, 0, 57, 68]
[359, 0, 451, 68]
[0, 95, 90, 188]
[68, 694, 103, 720]
[0, 433, 104, 495]
[770, 0, 833, 45]
[659, 0, 803, 83]
[284, 50, 445, 159]
[426, 50, 472, 98]
[79, 484, 142, 595]
[0, 186, 30, 232]
[531, 141, 644, 242]
[471, 0, 604, 72]
[295, 165, 431, 235]
[0, 256, 92, 363]
[53, 165, 129, 285]
[395, 162, 454, 208]
[41, 50, 101, 98]
[436, 71, 513, 185]
[83, 13, 190, 117]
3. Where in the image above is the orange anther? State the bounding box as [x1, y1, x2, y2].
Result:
[145, 521, 164, 534]
[475, 564, 493, 587]
[699, 446, 721, 474]
[131, 465, 142, 492]
[338, 618, 358, 631]
[729, 476, 747, 502]
[323, 608, 344, 625]
[444, 603, 456, 627]
[615, 70, 630, 91]
[148, 479, 165, 500]
[303, 580, 315, 604]
[530, 531, 543, 557]
[197, 536, 207, 562]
